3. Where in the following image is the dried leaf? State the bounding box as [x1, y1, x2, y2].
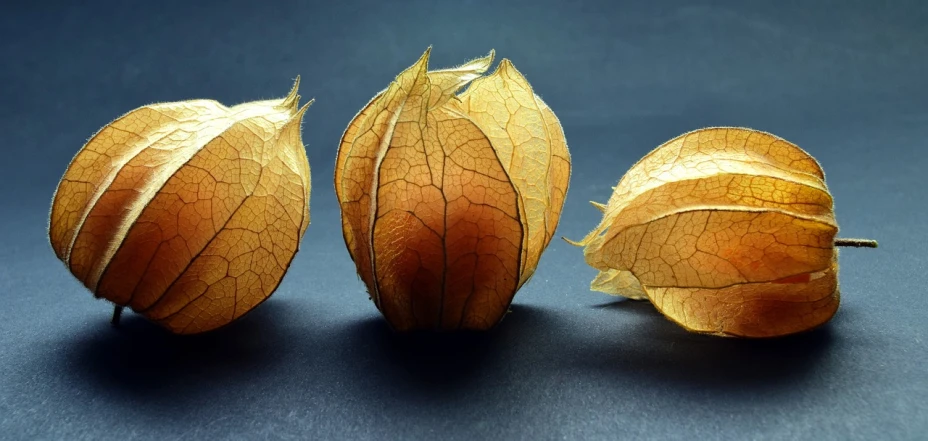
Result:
[49, 79, 312, 334]
[571, 127, 875, 338]
[335, 48, 571, 331]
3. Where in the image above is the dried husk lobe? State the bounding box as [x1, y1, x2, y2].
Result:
[49, 78, 312, 334]
[336, 48, 570, 331]
[570, 127, 875, 338]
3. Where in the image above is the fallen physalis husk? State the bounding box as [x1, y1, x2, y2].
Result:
[568, 127, 876, 338]
[49, 78, 312, 334]
[335, 48, 571, 331]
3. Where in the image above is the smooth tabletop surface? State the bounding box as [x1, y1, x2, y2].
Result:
[1, 1, 926, 439]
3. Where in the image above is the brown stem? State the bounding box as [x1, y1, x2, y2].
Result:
[111, 305, 124, 327]
[834, 238, 878, 248]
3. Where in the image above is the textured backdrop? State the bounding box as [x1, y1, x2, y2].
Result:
[1, 0, 925, 439]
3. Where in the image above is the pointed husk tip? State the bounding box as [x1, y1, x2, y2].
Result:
[278, 75, 301, 113]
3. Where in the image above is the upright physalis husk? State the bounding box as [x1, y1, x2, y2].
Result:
[335, 48, 571, 331]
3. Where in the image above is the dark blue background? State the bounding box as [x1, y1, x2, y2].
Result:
[1, 0, 925, 439]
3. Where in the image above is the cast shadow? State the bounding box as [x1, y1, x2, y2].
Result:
[59, 300, 311, 399]
[583, 299, 837, 391]
[338, 304, 560, 393]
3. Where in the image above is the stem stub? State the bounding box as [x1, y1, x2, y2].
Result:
[835, 238, 878, 248]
